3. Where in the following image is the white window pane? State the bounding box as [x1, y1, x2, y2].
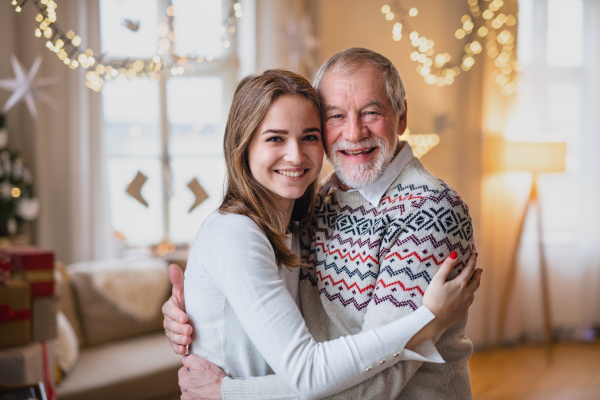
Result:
[169, 157, 225, 244]
[167, 76, 226, 243]
[172, 0, 226, 58]
[545, 82, 582, 137]
[108, 157, 163, 246]
[167, 76, 224, 155]
[100, 0, 159, 59]
[103, 79, 161, 156]
[517, 0, 534, 65]
[546, 0, 583, 66]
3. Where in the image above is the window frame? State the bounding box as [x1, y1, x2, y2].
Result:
[100, 0, 239, 248]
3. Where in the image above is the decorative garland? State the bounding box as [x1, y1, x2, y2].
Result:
[10, 0, 242, 92]
[382, 0, 519, 96]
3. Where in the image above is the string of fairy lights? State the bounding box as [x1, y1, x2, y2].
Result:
[381, 0, 520, 95]
[10, 0, 242, 92]
[11, 0, 518, 96]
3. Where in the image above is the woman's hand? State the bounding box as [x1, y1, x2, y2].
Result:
[423, 252, 481, 332]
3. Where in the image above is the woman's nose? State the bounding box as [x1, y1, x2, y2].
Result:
[283, 141, 306, 164]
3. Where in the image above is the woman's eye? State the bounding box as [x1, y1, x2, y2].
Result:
[266, 137, 283, 142]
[303, 134, 319, 141]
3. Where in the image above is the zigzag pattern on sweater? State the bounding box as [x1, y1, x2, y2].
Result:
[318, 288, 419, 311]
[316, 270, 425, 295]
[315, 228, 382, 249]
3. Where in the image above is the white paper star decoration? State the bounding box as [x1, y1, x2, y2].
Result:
[0, 55, 59, 119]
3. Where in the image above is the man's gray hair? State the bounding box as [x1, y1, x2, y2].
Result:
[313, 48, 406, 117]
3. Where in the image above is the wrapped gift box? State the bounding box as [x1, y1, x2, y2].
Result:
[11, 248, 55, 297]
[31, 296, 58, 342]
[0, 278, 31, 348]
[0, 249, 10, 285]
[0, 340, 56, 399]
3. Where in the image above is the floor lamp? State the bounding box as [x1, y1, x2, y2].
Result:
[496, 141, 566, 363]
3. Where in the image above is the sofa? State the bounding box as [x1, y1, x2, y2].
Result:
[54, 259, 182, 400]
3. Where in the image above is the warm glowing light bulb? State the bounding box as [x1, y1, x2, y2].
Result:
[482, 10, 494, 19]
[11, 188, 21, 197]
[409, 8, 418, 17]
[478, 26, 489, 37]
[381, 5, 390, 14]
[455, 29, 466, 39]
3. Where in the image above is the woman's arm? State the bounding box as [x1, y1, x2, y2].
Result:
[191, 213, 443, 400]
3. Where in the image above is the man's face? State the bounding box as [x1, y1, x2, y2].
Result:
[320, 65, 406, 189]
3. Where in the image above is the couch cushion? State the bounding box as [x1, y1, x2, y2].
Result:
[55, 263, 85, 347]
[68, 259, 170, 346]
[56, 332, 182, 400]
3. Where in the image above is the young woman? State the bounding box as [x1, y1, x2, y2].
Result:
[183, 70, 479, 399]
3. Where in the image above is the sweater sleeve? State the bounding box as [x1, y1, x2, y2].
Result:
[197, 213, 440, 400]
[221, 339, 441, 400]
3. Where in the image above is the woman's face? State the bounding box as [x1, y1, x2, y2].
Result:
[248, 94, 324, 206]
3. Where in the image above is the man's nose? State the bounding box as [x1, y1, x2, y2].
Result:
[283, 141, 306, 164]
[344, 114, 369, 142]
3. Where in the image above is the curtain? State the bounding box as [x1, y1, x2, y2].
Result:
[0, 0, 114, 263]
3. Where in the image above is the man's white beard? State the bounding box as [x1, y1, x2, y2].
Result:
[329, 137, 397, 189]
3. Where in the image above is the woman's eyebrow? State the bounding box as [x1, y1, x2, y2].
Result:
[303, 127, 322, 134]
[262, 129, 288, 135]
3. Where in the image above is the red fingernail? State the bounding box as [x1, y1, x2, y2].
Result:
[449, 251, 457, 260]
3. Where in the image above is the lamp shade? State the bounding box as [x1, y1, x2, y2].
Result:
[502, 142, 566, 173]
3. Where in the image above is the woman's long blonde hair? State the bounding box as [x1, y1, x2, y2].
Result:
[219, 69, 322, 269]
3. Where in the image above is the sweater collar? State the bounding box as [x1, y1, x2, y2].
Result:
[325, 141, 414, 207]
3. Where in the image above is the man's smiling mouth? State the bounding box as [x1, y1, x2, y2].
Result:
[340, 147, 377, 156]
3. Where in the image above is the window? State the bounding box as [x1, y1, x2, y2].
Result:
[507, 0, 586, 244]
[100, 0, 238, 249]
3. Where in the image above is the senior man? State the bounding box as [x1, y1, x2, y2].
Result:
[164, 47, 479, 399]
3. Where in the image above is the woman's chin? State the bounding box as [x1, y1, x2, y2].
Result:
[275, 188, 310, 201]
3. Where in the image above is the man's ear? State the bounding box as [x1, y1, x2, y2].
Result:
[398, 100, 408, 135]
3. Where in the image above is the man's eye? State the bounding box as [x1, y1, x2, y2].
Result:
[328, 114, 343, 119]
[365, 111, 378, 115]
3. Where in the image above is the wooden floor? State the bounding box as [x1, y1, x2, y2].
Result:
[470, 342, 600, 400]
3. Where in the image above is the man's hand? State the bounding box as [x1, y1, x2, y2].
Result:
[179, 354, 226, 400]
[163, 264, 193, 355]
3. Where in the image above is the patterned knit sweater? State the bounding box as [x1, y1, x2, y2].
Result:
[223, 157, 476, 400]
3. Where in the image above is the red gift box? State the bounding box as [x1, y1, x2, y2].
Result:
[0, 278, 31, 348]
[11, 249, 55, 297]
[0, 250, 10, 285]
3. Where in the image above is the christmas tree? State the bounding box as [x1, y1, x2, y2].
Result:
[0, 115, 39, 236]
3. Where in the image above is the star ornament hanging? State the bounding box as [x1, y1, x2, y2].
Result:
[0, 55, 59, 119]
